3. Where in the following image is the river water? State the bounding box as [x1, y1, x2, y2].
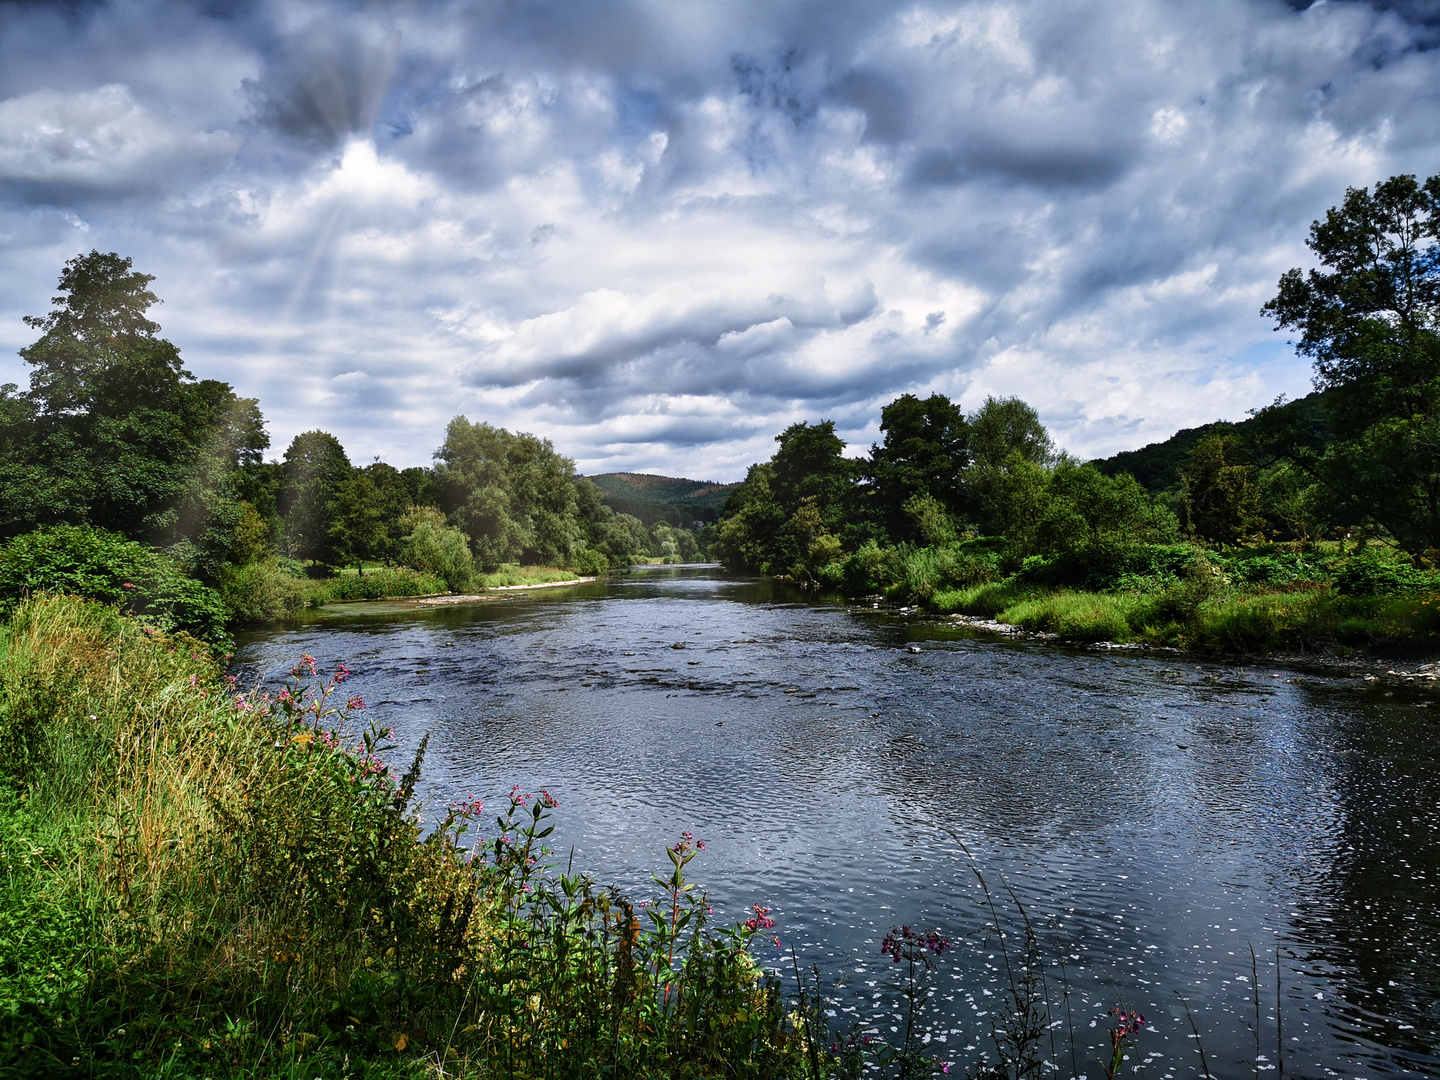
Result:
[233, 566, 1440, 1079]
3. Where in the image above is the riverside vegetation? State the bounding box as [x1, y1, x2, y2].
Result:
[0, 593, 1280, 1080]
[713, 174, 1440, 659]
[0, 253, 708, 640]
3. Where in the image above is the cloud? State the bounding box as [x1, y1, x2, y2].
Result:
[0, 0, 1436, 479]
[0, 84, 238, 198]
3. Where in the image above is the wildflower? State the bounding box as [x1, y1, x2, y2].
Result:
[122, 582, 134, 590]
[347, 695, 366, 710]
[744, 904, 775, 931]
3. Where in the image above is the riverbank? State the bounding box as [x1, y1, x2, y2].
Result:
[0, 595, 810, 1078]
[414, 574, 597, 605]
[939, 608, 1440, 688]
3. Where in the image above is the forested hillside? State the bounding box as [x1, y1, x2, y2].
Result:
[587, 472, 739, 527]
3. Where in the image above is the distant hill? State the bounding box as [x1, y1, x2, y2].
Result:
[585, 472, 741, 527]
[1092, 390, 1328, 492]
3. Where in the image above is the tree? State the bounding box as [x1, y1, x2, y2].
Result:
[712, 462, 785, 571]
[1039, 460, 1178, 551]
[770, 420, 857, 517]
[1180, 433, 1263, 545]
[1261, 173, 1440, 552]
[433, 418, 582, 570]
[968, 396, 1054, 470]
[398, 505, 474, 590]
[867, 393, 970, 543]
[330, 470, 386, 573]
[2, 251, 267, 543]
[279, 431, 352, 566]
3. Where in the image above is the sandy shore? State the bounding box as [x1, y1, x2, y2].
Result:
[414, 576, 597, 605]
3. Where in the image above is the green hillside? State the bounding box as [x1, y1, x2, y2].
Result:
[585, 472, 740, 527]
[1092, 390, 1328, 491]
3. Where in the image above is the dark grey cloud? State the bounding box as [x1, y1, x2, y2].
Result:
[0, 0, 1436, 478]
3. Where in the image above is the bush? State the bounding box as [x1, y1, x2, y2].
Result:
[1222, 548, 1332, 587]
[0, 525, 229, 644]
[841, 539, 899, 593]
[314, 566, 447, 602]
[886, 543, 999, 602]
[399, 506, 474, 591]
[217, 556, 308, 623]
[1333, 546, 1437, 596]
[1017, 542, 1198, 592]
[1000, 591, 1139, 642]
[570, 546, 610, 576]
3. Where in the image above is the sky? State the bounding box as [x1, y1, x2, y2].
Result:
[0, 0, 1437, 480]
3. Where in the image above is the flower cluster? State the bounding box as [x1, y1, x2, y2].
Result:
[743, 904, 774, 932]
[1111, 1008, 1145, 1038]
[881, 926, 950, 963]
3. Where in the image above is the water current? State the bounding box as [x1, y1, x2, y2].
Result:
[232, 566, 1440, 1079]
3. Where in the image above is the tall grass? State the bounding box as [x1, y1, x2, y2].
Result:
[473, 564, 589, 588]
[932, 579, 1440, 655]
[0, 596, 806, 1078]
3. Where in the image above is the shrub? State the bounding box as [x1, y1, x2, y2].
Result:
[1222, 548, 1331, 587]
[314, 566, 447, 601]
[0, 525, 228, 644]
[570, 546, 610, 576]
[999, 591, 1139, 642]
[1333, 546, 1437, 597]
[1017, 542, 1197, 592]
[841, 539, 899, 594]
[399, 506, 474, 591]
[217, 556, 308, 623]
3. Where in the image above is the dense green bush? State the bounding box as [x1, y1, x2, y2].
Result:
[0, 525, 228, 644]
[570, 545, 610, 576]
[1221, 548, 1332, 586]
[399, 505, 474, 590]
[1332, 547, 1439, 596]
[217, 555, 308, 623]
[313, 566, 447, 602]
[1012, 542, 1198, 592]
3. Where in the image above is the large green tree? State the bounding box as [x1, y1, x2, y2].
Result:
[866, 393, 970, 543]
[433, 418, 581, 570]
[279, 431, 352, 566]
[1261, 173, 1440, 552]
[1, 251, 267, 546]
[967, 396, 1054, 470]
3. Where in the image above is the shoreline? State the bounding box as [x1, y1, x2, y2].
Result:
[413, 576, 598, 605]
[938, 610, 1440, 685]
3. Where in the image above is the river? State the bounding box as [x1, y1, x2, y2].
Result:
[233, 566, 1440, 1079]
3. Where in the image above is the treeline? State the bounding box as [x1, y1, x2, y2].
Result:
[0, 251, 702, 637]
[715, 173, 1440, 654]
[714, 393, 1184, 586]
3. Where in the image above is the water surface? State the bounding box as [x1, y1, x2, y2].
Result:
[234, 567, 1440, 1078]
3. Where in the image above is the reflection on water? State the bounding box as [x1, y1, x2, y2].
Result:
[234, 567, 1440, 1077]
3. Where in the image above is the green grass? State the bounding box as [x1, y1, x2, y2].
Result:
[473, 564, 589, 588]
[933, 576, 1440, 656]
[0, 596, 808, 1079]
[304, 566, 448, 602]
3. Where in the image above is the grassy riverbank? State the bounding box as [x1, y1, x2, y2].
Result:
[840, 538, 1440, 657]
[0, 596, 809, 1079]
